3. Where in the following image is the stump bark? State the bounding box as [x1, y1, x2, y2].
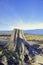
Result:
[7, 29, 29, 63]
[0, 28, 30, 65]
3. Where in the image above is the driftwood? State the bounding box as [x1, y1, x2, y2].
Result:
[0, 29, 30, 65]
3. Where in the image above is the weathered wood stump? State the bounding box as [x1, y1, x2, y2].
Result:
[7, 29, 29, 65]
[8, 29, 29, 52]
[0, 28, 30, 65]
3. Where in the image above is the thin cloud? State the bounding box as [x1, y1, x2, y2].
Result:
[0, 18, 43, 30]
[9, 20, 43, 30]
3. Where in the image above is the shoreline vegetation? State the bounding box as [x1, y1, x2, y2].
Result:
[0, 33, 43, 41]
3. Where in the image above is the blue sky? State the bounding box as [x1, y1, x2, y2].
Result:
[0, 0, 43, 30]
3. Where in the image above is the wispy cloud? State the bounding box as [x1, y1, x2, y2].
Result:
[0, 20, 43, 30]
[0, 15, 43, 30]
[0, 0, 43, 30]
[9, 19, 43, 30]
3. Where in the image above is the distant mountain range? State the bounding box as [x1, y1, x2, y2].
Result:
[0, 29, 43, 35]
[24, 29, 43, 35]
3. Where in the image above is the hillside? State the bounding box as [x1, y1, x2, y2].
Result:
[24, 29, 43, 35]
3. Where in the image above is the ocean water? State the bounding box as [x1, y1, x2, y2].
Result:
[0, 29, 43, 35]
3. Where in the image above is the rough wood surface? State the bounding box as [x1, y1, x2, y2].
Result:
[0, 29, 30, 65]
